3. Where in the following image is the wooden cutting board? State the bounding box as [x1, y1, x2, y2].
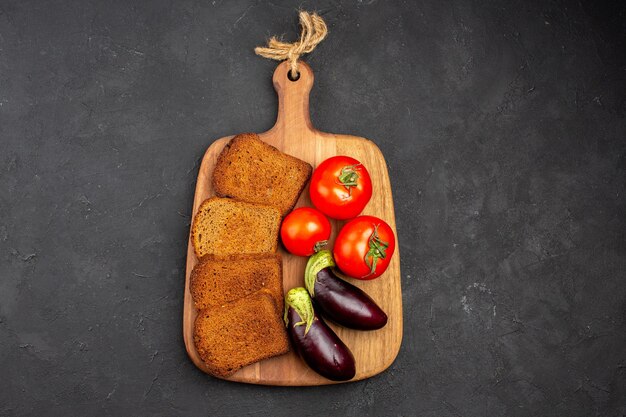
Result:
[183, 61, 402, 386]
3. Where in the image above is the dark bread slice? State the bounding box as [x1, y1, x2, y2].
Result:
[213, 133, 313, 217]
[191, 197, 280, 259]
[193, 289, 289, 378]
[190, 253, 284, 312]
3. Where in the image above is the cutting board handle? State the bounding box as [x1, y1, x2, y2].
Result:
[271, 61, 315, 134]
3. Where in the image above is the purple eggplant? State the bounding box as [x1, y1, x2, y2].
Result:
[305, 250, 388, 330]
[284, 287, 356, 381]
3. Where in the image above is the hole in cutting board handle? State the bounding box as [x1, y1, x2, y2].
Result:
[287, 71, 300, 82]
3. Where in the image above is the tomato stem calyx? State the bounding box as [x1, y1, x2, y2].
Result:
[364, 224, 389, 277]
[337, 164, 362, 195]
[313, 240, 328, 253]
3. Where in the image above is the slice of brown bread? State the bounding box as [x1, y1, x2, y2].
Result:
[193, 289, 289, 378]
[212, 133, 313, 217]
[190, 253, 284, 312]
[191, 197, 280, 258]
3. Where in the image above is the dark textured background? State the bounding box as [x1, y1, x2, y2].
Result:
[1, 0, 625, 416]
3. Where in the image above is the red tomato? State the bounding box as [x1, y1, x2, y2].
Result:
[280, 207, 331, 257]
[310, 156, 372, 220]
[333, 216, 395, 280]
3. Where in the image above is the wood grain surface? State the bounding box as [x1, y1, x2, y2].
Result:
[183, 61, 402, 386]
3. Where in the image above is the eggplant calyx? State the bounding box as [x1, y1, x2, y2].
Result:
[284, 287, 315, 335]
[305, 250, 336, 297]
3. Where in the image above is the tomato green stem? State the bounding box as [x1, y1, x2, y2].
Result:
[364, 224, 389, 277]
[337, 164, 361, 195]
[313, 240, 328, 253]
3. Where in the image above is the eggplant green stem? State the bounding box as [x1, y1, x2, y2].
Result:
[304, 250, 335, 297]
[284, 287, 315, 335]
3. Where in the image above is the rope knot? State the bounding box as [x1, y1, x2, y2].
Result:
[255, 11, 328, 78]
